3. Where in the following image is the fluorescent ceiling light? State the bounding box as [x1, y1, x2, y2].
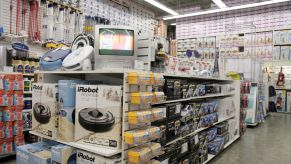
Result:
[144, 0, 179, 16]
[164, 0, 289, 20]
[171, 23, 176, 26]
[212, 0, 227, 8]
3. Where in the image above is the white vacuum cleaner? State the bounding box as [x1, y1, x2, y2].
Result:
[62, 34, 94, 71]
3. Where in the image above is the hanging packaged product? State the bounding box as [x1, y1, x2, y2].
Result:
[128, 72, 153, 86]
[128, 146, 152, 164]
[131, 92, 153, 105]
[128, 110, 153, 124]
[124, 127, 161, 145]
[152, 108, 166, 121]
[152, 92, 166, 103]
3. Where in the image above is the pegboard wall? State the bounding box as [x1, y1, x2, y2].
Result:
[176, 1, 291, 39]
[0, 0, 157, 43]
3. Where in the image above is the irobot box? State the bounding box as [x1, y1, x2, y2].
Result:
[32, 83, 58, 139]
[51, 144, 76, 164]
[75, 85, 122, 149]
[76, 150, 121, 164]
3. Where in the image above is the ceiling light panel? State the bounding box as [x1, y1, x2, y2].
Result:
[144, 0, 179, 16]
[212, 0, 227, 8]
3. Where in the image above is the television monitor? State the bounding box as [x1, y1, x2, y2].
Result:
[95, 25, 137, 69]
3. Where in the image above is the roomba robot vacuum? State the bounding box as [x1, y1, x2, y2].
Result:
[78, 108, 115, 132]
[40, 48, 71, 71]
[33, 103, 51, 124]
[62, 34, 94, 71]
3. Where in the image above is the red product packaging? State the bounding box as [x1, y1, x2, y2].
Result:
[13, 120, 24, 136]
[2, 106, 16, 122]
[13, 135, 24, 147]
[3, 74, 15, 91]
[4, 122, 13, 138]
[3, 138, 13, 154]
[0, 122, 4, 139]
[0, 139, 3, 154]
[13, 91, 24, 106]
[14, 106, 23, 120]
[14, 74, 23, 91]
[0, 90, 13, 106]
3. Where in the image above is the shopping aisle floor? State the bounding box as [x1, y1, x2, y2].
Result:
[211, 113, 291, 164]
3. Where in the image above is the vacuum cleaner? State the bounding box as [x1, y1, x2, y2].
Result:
[78, 108, 115, 132]
[33, 103, 51, 124]
[62, 34, 94, 71]
[40, 47, 71, 71]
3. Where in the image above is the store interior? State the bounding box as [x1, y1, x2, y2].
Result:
[0, 0, 291, 163]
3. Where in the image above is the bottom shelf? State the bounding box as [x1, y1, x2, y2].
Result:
[203, 135, 240, 164]
[29, 131, 121, 157]
[0, 152, 16, 158]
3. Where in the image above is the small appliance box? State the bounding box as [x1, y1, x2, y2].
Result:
[76, 150, 121, 164]
[75, 85, 122, 149]
[51, 145, 76, 164]
[32, 83, 58, 139]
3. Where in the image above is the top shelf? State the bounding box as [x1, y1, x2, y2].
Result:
[35, 70, 233, 81]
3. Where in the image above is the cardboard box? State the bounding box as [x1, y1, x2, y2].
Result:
[31, 150, 52, 164]
[58, 107, 75, 142]
[75, 85, 122, 149]
[76, 150, 121, 164]
[32, 83, 58, 139]
[51, 145, 76, 164]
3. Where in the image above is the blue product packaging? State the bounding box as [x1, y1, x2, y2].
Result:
[208, 137, 225, 155]
[207, 127, 217, 142]
[58, 80, 88, 107]
[16, 142, 43, 164]
[51, 144, 76, 164]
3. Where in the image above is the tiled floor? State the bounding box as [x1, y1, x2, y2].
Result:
[211, 113, 291, 164]
[1, 113, 291, 164]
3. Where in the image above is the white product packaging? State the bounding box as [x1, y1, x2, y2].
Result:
[76, 150, 121, 164]
[75, 85, 122, 149]
[281, 46, 290, 60]
[32, 83, 58, 139]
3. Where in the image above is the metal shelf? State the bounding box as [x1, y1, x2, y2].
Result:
[153, 93, 234, 105]
[165, 115, 235, 146]
[203, 135, 240, 164]
[29, 131, 121, 157]
[0, 152, 16, 158]
[22, 109, 32, 112]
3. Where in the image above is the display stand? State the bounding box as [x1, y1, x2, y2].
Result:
[27, 70, 241, 163]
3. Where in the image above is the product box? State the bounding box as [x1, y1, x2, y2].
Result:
[32, 83, 58, 139]
[3, 74, 15, 90]
[280, 46, 290, 60]
[2, 138, 13, 154]
[58, 107, 75, 142]
[51, 144, 76, 164]
[164, 79, 181, 100]
[275, 89, 286, 112]
[13, 135, 25, 151]
[13, 91, 24, 106]
[75, 85, 122, 149]
[14, 74, 23, 91]
[13, 120, 23, 136]
[4, 122, 13, 138]
[76, 150, 121, 164]
[59, 80, 88, 107]
[0, 90, 13, 106]
[2, 106, 16, 122]
[31, 150, 52, 164]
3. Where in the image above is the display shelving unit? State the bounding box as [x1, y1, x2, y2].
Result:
[29, 70, 241, 163]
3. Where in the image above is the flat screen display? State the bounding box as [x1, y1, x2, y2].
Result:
[99, 28, 134, 56]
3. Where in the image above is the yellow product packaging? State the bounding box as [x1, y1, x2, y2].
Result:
[128, 110, 153, 124]
[152, 92, 165, 103]
[149, 143, 161, 157]
[128, 72, 152, 85]
[153, 74, 165, 86]
[152, 108, 166, 121]
[131, 92, 153, 105]
[124, 130, 150, 145]
[147, 127, 161, 139]
[128, 146, 152, 164]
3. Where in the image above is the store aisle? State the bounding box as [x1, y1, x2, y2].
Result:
[211, 113, 291, 164]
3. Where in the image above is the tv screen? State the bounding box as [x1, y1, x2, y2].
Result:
[99, 28, 134, 56]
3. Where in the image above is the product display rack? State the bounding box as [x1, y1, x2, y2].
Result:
[26, 70, 241, 163]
